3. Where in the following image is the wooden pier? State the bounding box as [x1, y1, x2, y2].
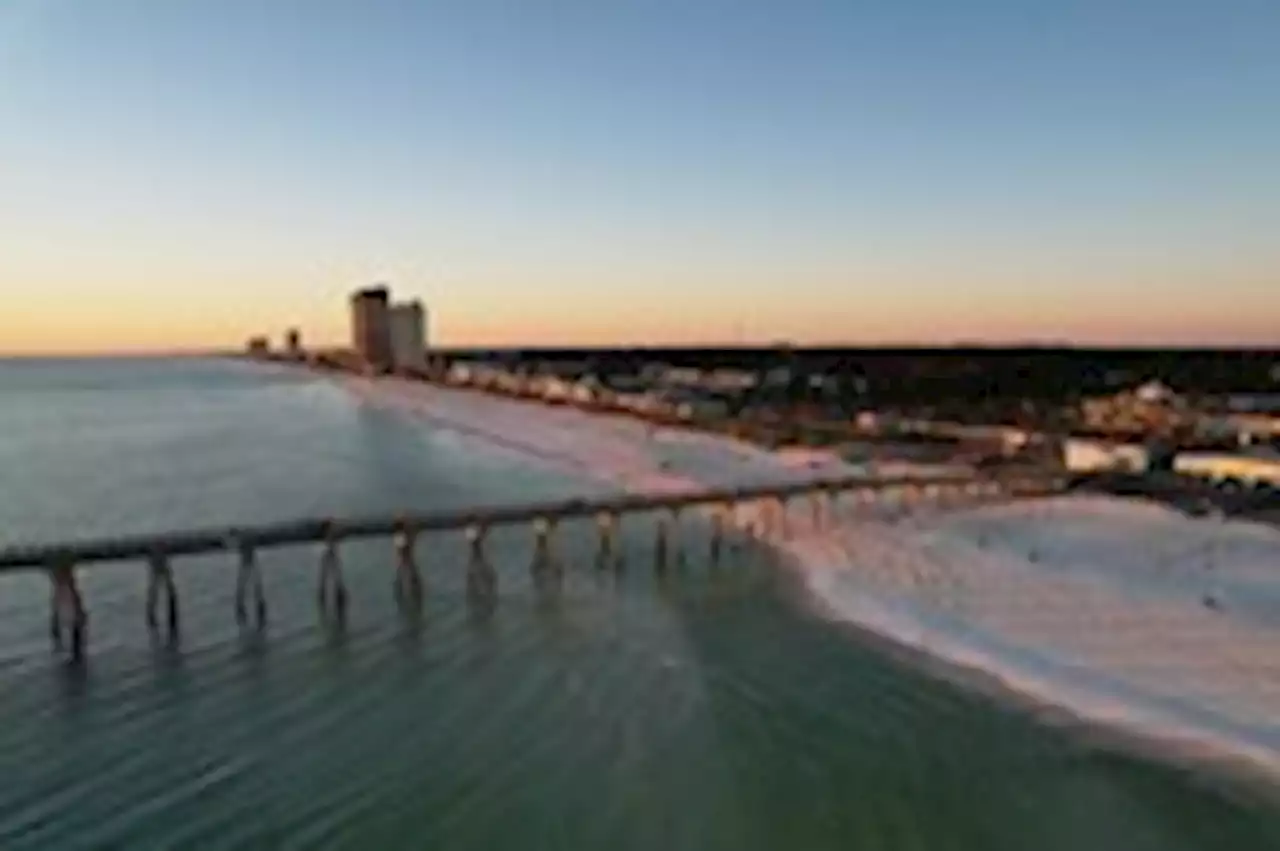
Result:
[2, 471, 1064, 661]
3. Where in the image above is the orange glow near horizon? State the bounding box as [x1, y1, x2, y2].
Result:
[3, 281, 1278, 356]
[2, 234, 1277, 355]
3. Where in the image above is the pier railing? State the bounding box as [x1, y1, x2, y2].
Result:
[2, 471, 1065, 661]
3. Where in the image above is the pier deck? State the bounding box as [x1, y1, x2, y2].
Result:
[5, 470, 1064, 660]
[0, 471, 1060, 572]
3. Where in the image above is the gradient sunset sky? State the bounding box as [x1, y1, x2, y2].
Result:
[1, 0, 1277, 353]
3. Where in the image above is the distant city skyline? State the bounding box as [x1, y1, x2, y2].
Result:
[1, 0, 1278, 355]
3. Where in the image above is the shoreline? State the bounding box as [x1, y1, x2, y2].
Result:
[337, 372, 1280, 798]
[784, 562, 1280, 807]
[784, 557, 1280, 804]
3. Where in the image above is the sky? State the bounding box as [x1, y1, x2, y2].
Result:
[1, 0, 1278, 353]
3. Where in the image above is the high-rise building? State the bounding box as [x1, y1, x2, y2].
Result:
[389, 300, 426, 370]
[284, 328, 303, 359]
[350, 286, 392, 369]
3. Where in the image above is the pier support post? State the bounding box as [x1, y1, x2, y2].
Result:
[466, 523, 497, 600]
[468, 551, 497, 600]
[777, 497, 790, 539]
[393, 521, 423, 610]
[826, 486, 840, 524]
[531, 516, 558, 575]
[755, 500, 771, 539]
[726, 501, 750, 551]
[530, 516, 563, 593]
[810, 492, 823, 530]
[231, 536, 267, 629]
[533, 516, 550, 561]
[145, 552, 180, 636]
[654, 514, 670, 571]
[710, 505, 726, 563]
[317, 523, 348, 624]
[49, 560, 87, 662]
[670, 507, 684, 564]
[595, 512, 617, 568]
[465, 523, 489, 563]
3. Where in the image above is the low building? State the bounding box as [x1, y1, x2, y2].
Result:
[1134, 380, 1178, 405]
[674, 398, 730, 421]
[1223, 393, 1280, 414]
[854, 411, 880, 432]
[246, 336, 270, 357]
[1062, 438, 1149, 474]
[1173, 450, 1280, 488]
[706, 369, 758, 391]
[1197, 412, 1280, 446]
[1080, 379, 1190, 437]
[569, 383, 597, 405]
[541, 377, 574, 402]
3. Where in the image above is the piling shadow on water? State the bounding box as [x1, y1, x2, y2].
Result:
[235, 629, 270, 669]
[52, 656, 92, 705]
[321, 618, 349, 653]
[148, 625, 182, 656]
[466, 597, 497, 633]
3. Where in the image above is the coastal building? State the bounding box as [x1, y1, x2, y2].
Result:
[350, 286, 392, 370]
[1062, 437, 1150, 474]
[1196, 412, 1280, 447]
[1174, 449, 1280, 488]
[1080, 379, 1190, 437]
[388, 300, 426, 370]
[284, 328, 302, 359]
[246, 336, 269, 357]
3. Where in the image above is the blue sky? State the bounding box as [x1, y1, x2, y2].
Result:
[1, 0, 1278, 352]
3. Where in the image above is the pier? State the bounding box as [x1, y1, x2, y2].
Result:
[2, 471, 1065, 660]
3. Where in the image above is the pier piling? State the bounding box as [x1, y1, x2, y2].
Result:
[532, 516, 553, 568]
[232, 538, 267, 629]
[710, 504, 729, 562]
[145, 552, 179, 636]
[467, 550, 497, 600]
[317, 526, 348, 624]
[49, 560, 87, 662]
[595, 512, 617, 568]
[747, 499, 768, 537]
[466, 523, 487, 558]
[654, 514, 670, 570]
[670, 507, 685, 565]
[393, 521, 423, 609]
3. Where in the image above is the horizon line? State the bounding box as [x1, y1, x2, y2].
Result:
[2, 340, 1279, 359]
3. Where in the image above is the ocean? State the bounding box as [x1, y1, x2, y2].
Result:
[0, 357, 1276, 850]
